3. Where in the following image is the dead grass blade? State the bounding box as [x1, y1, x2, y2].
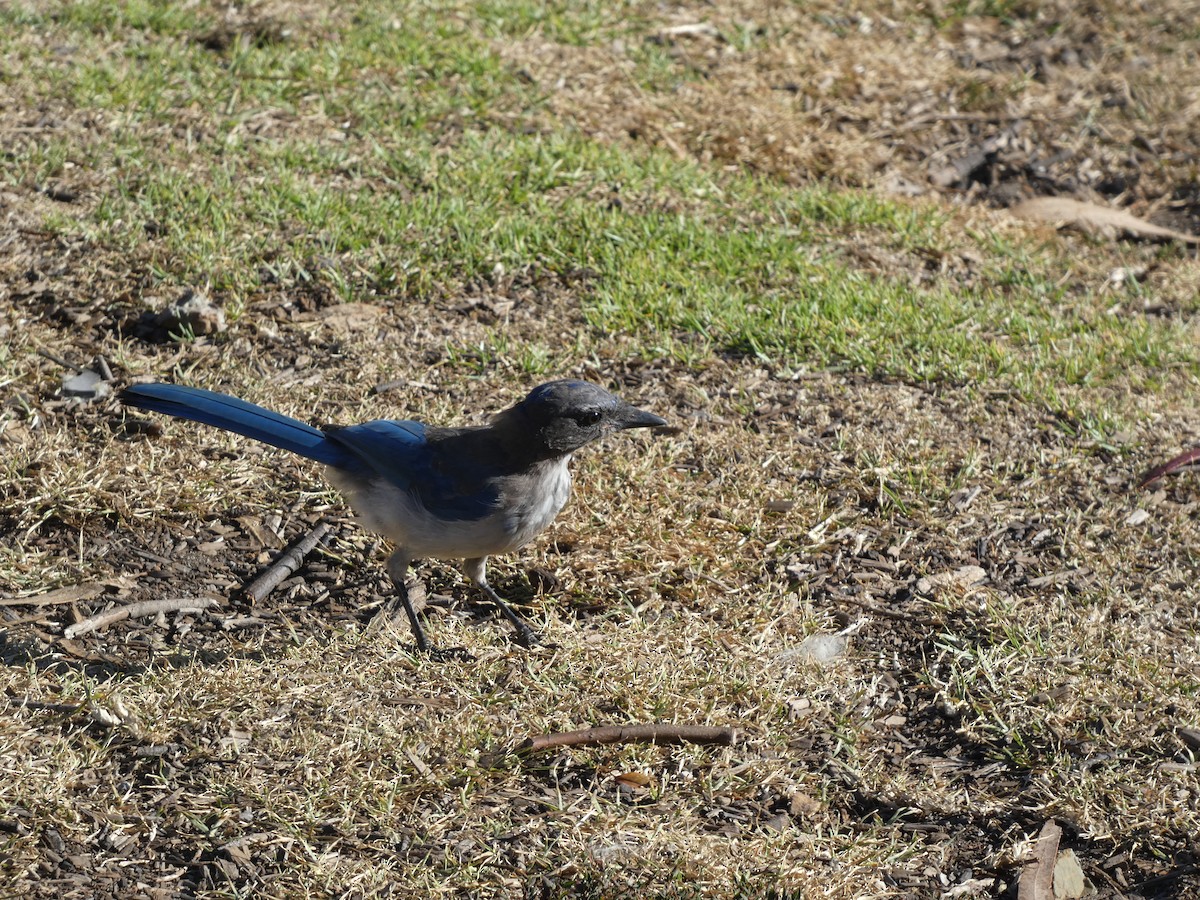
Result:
[520, 724, 739, 754]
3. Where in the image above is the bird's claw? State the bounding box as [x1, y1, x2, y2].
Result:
[513, 625, 542, 649]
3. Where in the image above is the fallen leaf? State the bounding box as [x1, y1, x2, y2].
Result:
[615, 771, 652, 787]
[1018, 819, 1062, 900]
[1139, 445, 1200, 488]
[1053, 849, 1089, 899]
[1011, 197, 1199, 244]
[614, 772, 653, 794]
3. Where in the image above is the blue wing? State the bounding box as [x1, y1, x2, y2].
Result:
[323, 419, 428, 490]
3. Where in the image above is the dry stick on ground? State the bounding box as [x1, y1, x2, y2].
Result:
[243, 521, 332, 604]
[6, 696, 85, 715]
[63, 597, 219, 639]
[520, 724, 739, 754]
[35, 346, 84, 373]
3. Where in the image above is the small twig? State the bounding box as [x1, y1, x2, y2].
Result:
[242, 521, 332, 604]
[36, 347, 84, 373]
[63, 597, 219, 639]
[7, 696, 83, 715]
[519, 724, 738, 754]
[837, 595, 926, 623]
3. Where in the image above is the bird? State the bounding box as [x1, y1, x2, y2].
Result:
[120, 379, 666, 653]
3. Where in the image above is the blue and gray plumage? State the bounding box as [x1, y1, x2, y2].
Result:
[121, 379, 666, 652]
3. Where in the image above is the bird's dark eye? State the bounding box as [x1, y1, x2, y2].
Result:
[574, 409, 602, 427]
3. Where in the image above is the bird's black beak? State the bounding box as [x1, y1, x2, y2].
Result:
[615, 404, 667, 430]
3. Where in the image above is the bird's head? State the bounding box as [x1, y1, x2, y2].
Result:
[511, 380, 666, 457]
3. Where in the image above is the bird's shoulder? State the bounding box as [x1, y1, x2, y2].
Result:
[325, 420, 508, 520]
[420, 424, 522, 479]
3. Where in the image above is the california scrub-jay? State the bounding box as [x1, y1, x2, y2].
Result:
[121, 379, 666, 652]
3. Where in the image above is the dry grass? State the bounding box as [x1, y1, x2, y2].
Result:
[500, 0, 1200, 207]
[3, 1, 1200, 898]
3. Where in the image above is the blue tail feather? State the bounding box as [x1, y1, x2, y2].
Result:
[121, 383, 349, 467]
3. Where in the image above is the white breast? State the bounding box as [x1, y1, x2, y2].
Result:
[501, 456, 572, 551]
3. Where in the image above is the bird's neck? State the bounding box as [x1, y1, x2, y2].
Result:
[489, 405, 564, 464]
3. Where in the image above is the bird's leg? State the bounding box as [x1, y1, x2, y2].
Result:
[463, 557, 541, 648]
[386, 551, 429, 653]
[386, 552, 474, 660]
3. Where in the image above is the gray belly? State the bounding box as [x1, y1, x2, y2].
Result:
[326, 456, 572, 561]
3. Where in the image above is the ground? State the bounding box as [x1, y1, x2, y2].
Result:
[2, 1, 1200, 898]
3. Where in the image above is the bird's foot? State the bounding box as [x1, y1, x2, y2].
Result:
[512, 623, 542, 649]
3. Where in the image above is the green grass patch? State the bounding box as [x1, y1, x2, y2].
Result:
[3, 0, 1198, 414]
